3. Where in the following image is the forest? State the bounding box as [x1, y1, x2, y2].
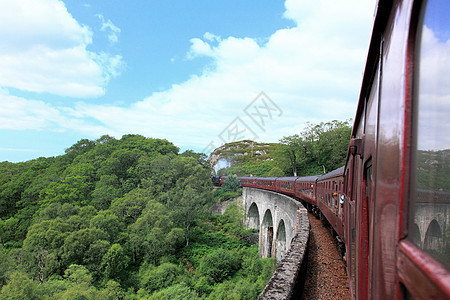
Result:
[0, 135, 276, 299]
[0, 120, 352, 299]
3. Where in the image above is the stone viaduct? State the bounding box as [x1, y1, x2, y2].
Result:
[242, 187, 304, 261]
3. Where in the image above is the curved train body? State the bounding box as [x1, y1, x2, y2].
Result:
[214, 0, 449, 298]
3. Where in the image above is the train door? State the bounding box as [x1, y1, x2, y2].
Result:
[346, 133, 363, 298]
[362, 53, 380, 299]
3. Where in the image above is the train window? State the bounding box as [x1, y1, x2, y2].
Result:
[410, 0, 450, 270]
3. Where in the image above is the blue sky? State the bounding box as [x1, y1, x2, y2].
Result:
[0, 0, 377, 162]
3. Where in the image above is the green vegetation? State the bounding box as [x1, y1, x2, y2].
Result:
[213, 175, 242, 203]
[213, 120, 352, 177]
[213, 141, 292, 177]
[280, 120, 352, 176]
[0, 134, 276, 299]
[416, 149, 450, 192]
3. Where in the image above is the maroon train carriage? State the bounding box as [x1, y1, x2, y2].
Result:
[293, 175, 320, 207]
[275, 177, 297, 196]
[214, 0, 449, 298]
[218, 176, 227, 186]
[316, 167, 345, 241]
[238, 176, 257, 188]
[342, 0, 450, 298]
[255, 177, 278, 192]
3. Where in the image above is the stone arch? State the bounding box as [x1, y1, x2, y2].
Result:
[261, 209, 274, 258]
[424, 219, 442, 251]
[275, 219, 287, 261]
[247, 202, 260, 230]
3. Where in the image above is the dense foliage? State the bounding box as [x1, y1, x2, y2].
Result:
[214, 120, 352, 177]
[212, 175, 242, 203]
[0, 135, 276, 299]
[213, 141, 292, 177]
[280, 120, 352, 176]
[416, 149, 450, 192]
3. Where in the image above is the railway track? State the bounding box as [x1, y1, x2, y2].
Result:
[303, 212, 349, 299]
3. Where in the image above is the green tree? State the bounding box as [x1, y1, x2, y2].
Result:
[198, 248, 241, 284]
[91, 175, 122, 210]
[221, 174, 241, 192]
[98, 280, 126, 300]
[280, 120, 351, 175]
[111, 188, 150, 224]
[167, 157, 213, 246]
[267, 166, 285, 177]
[62, 228, 109, 269]
[148, 283, 198, 300]
[101, 244, 129, 282]
[0, 245, 11, 288]
[64, 264, 93, 286]
[0, 272, 43, 300]
[22, 218, 71, 272]
[139, 263, 183, 293]
[90, 210, 124, 243]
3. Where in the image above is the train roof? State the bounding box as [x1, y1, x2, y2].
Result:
[318, 166, 345, 181]
[239, 177, 278, 181]
[295, 175, 321, 182]
[276, 177, 298, 182]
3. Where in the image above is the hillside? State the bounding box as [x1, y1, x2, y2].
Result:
[208, 120, 352, 178]
[0, 135, 276, 299]
[209, 140, 289, 177]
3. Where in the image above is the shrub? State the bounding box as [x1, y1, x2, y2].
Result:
[197, 248, 241, 284]
[139, 263, 183, 293]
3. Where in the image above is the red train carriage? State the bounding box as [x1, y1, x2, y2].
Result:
[343, 0, 449, 298]
[239, 176, 257, 188]
[275, 177, 296, 196]
[317, 167, 345, 241]
[256, 177, 278, 192]
[216, 0, 449, 298]
[294, 175, 320, 207]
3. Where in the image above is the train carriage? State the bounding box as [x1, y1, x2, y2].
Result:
[317, 167, 345, 240]
[238, 176, 258, 188]
[275, 177, 296, 196]
[294, 175, 320, 207]
[256, 177, 278, 192]
[343, 0, 449, 298]
[215, 0, 449, 298]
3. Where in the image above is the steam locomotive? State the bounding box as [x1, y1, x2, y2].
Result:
[215, 0, 449, 298]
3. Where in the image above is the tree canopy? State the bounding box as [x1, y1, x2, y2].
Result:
[0, 134, 276, 299]
[280, 120, 351, 176]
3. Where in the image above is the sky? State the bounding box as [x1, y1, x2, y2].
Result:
[0, 0, 378, 162]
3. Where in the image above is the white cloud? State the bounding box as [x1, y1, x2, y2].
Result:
[97, 14, 121, 44]
[1, 0, 377, 154]
[0, 0, 123, 97]
[66, 0, 376, 151]
[0, 89, 109, 135]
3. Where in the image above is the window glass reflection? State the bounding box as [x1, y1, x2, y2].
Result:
[410, 0, 450, 269]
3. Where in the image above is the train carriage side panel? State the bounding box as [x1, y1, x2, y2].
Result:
[276, 177, 296, 196]
[317, 167, 345, 241]
[294, 175, 320, 207]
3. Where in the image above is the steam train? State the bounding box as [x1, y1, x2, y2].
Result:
[214, 0, 450, 298]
